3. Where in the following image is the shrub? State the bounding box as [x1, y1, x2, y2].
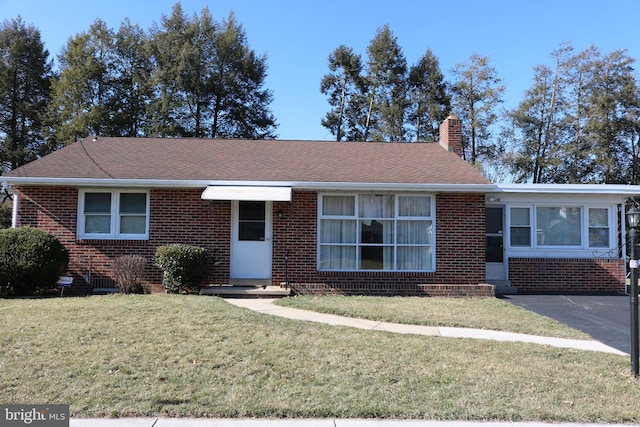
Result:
[0, 227, 69, 296]
[112, 255, 146, 294]
[0, 201, 11, 229]
[153, 244, 207, 293]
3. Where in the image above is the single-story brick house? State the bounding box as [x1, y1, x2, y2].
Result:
[2, 116, 639, 296]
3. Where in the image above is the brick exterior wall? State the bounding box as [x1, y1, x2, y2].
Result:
[509, 257, 625, 294]
[273, 192, 489, 296]
[13, 186, 491, 296]
[14, 186, 227, 293]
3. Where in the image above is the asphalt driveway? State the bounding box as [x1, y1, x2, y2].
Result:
[503, 294, 634, 354]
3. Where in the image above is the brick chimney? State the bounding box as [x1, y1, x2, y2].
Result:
[439, 114, 463, 156]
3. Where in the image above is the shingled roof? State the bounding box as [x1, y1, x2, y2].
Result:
[4, 137, 491, 187]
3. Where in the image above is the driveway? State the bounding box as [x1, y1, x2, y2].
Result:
[503, 294, 634, 354]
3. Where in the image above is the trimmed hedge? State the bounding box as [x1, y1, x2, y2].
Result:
[0, 227, 69, 296]
[154, 244, 207, 293]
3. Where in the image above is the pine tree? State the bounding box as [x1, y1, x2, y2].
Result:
[111, 19, 154, 137]
[149, 5, 276, 138]
[50, 19, 117, 143]
[210, 12, 276, 139]
[0, 17, 52, 171]
[364, 25, 409, 142]
[320, 45, 365, 141]
[408, 48, 450, 142]
[506, 44, 572, 183]
[451, 53, 505, 164]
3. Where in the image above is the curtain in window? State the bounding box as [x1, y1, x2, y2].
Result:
[320, 196, 356, 269]
[319, 246, 356, 270]
[359, 195, 393, 218]
[399, 196, 431, 216]
[397, 220, 432, 270]
[397, 246, 432, 270]
[322, 195, 354, 216]
[320, 194, 433, 271]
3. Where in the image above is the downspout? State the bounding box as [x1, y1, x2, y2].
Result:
[12, 191, 17, 228]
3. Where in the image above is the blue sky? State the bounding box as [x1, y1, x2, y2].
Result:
[2, 0, 639, 140]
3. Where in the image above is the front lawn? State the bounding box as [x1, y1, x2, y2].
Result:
[275, 295, 590, 339]
[0, 295, 638, 422]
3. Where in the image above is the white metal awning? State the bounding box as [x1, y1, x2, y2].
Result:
[201, 186, 292, 201]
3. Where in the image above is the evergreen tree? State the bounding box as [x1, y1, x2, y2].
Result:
[149, 5, 276, 138]
[408, 48, 450, 142]
[0, 17, 52, 171]
[210, 12, 276, 139]
[147, 3, 190, 137]
[364, 25, 409, 142]
[557, 46, 600, 183]
[111, 19, 154, 137]
[506, 44, 572, 183]
[451, 53, 505, 164]
[320, 45, 365, 141]
[50, 19, 117, 143]
[583, 49, 639, 184]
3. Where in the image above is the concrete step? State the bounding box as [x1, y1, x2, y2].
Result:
[488, 280, 518, 295]
[200, 285, 291, 298]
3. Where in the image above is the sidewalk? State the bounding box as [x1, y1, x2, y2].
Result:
[70, 419, 632, 427]
[225, 298, 627, 355]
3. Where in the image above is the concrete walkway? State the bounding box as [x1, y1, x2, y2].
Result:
[225, 298, 627, 356]
[70, 419, 632, 427]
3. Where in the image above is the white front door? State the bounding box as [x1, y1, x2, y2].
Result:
[231, 200, 272, 279]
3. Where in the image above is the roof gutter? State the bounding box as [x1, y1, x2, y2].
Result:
[495, 183, 640, 195]
[1, 177, 498, 193]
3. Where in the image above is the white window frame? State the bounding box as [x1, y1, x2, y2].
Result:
[317, 193, 436, 272]
[507, 203, 615, 254]
[77, 189, 150, 240]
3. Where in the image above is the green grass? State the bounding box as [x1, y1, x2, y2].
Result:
[0, 295, 638, 422]
[276, 295, 590, 339]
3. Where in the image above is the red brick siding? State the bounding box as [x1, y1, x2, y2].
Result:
[509, 257, 625, 293]
[272, 192, 488, 296]
[14, 187, 489, 296]
[439, 116, 463, 156]
[14, 187, 227, 293]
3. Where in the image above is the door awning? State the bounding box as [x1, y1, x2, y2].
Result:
[201, 186, 292, 201]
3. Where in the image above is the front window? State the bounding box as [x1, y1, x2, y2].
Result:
[588, 208, 610, 248]
[508, 204, 612, 250]
[319, 194, 434, 272]
[536, 206, 582, 246]
[509, 207, 531, 247]
[78, 190, 149, 239]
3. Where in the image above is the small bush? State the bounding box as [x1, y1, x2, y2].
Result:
[153, 244, 207, 293]
[0, 227, 69, 296]
[113, 255, 146, 294]
[0, 201, 11, 229]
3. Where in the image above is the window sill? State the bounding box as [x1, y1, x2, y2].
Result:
[77, 238, 149, 246]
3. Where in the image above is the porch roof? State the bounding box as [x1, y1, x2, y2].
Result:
[201, 185, 292, 201]
[494, 183, 640, 196]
